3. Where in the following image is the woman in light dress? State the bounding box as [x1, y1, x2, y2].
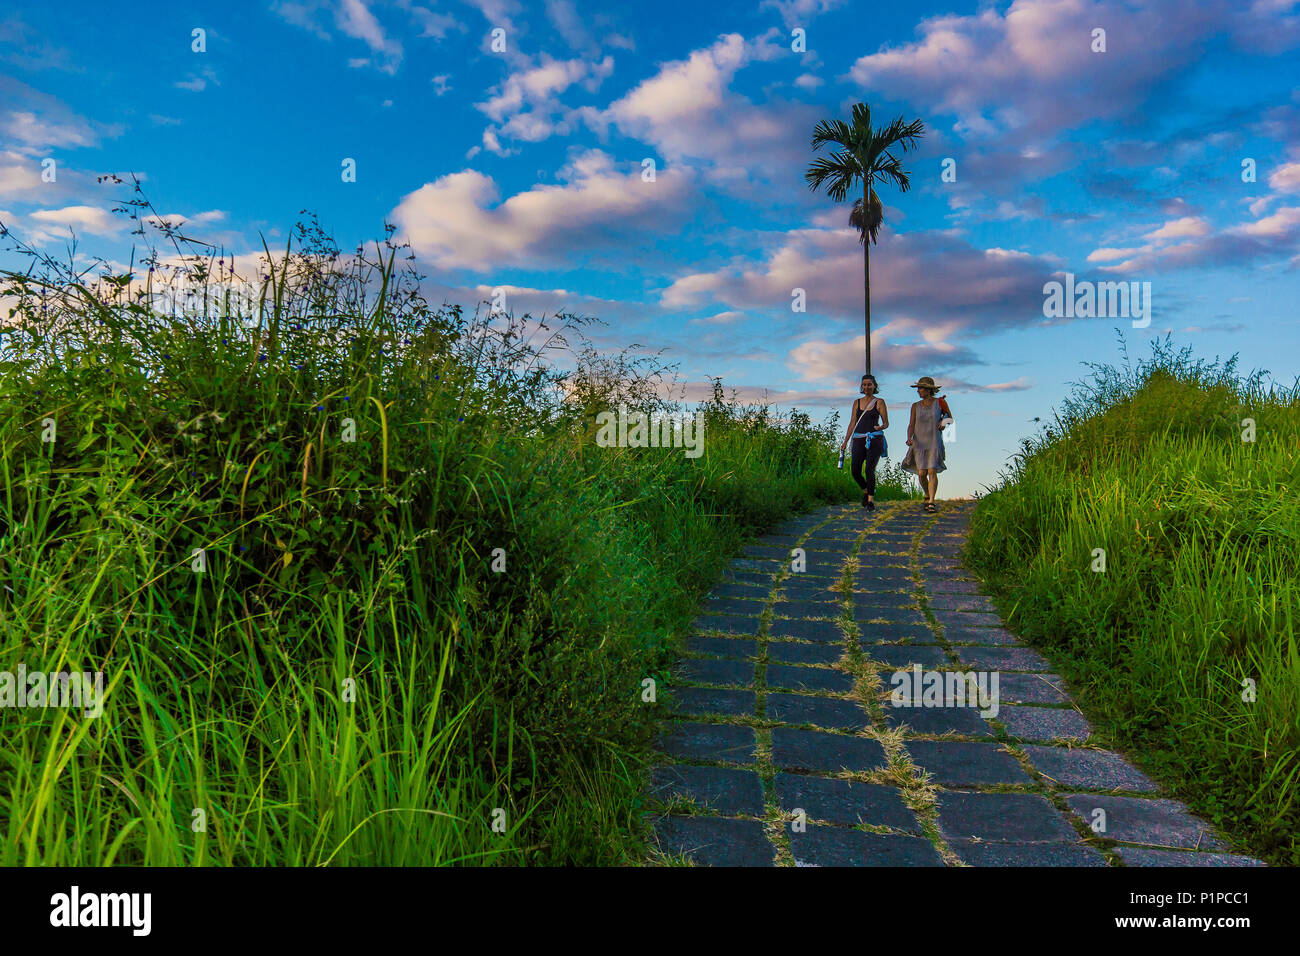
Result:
[903, 376, 952, 513]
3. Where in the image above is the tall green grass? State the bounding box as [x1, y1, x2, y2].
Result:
[0, 186, 906, 864]
[968, 335, 1300, 864]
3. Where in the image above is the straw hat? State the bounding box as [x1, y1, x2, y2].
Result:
[910, 376, 940, 391]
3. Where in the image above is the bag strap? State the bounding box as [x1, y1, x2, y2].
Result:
[851, 398, 876, 434]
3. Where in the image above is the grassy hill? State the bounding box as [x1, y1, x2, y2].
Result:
[0, 209, 912, 865]
[968, 337, 1300, 865]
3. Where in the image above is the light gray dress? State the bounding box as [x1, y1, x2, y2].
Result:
[904, 399, 946, 473]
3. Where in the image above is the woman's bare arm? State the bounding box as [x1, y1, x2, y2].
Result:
[878, 400, 889, 430]
[906, 403, 915, 444]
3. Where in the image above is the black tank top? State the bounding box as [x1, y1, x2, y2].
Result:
[852, 398, 880, 433]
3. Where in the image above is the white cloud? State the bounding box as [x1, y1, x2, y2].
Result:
[476, 54, 615, 151]
[391, 149, 694, 272]
[174, 67, 219, 92]
[1269, 158, 1300, 192]
[273, 0, 431, 73]
[335, 0, 403, 72]
[843, 0, 1283, 140]
[659, 219, 1055, 339]
[0, 154, 43, 200]
[477, 55, 610, 120]
[1230, 205, 1300, 239]
[587, 33, 814, 190]
[1, 109, 96, 149]
[1144, 216, 1211, 240]
[1086, 246, 1142, 263]
[23, 204, 121, 244]
[760, 0, 848, 30]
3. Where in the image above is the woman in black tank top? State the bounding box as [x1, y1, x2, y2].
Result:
[839, 374, 890, 510]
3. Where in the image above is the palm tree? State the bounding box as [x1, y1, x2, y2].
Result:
[806, 102, 924, 374]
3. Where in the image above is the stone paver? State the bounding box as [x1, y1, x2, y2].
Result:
[1063, 795, 1229, 851]
[858, 622, 937, 644]
[956, 646, 1053, 672]
[949, 840, 1108, 867]
[685, 635, 758, 659]
[772, 599, 840, 618]
[864, 644, 951, 669]
[657, 722, 757, 764]
[907, 741, 1033, 787]
[997, 704, 1092, 741]
[884, 702, 995, 738]
[767, 663, 856, 694]
[1113, 847, 1265, 867]
[936, 791, 1078, 843]
[677, 657, 754, 687]
[767, 692, 867, 730]
[1021, 745, 1158, 792]
[767, 640, 843, 665]
[768, 619, 844, 643]
[666, 686, 754, 718]
[654, 815, 775, 866]
[774, 773, 917, 830]
[771, 727, 886, 773]
[647, 501, 1261, 867]
[992, 673, 1069, 704]
[649, 764, 765, 815]
[789, 827, 945, 866]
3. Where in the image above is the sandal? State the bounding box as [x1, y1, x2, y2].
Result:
[923, 501, 936, 513]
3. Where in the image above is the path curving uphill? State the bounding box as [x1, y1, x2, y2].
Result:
[647, 501, 1264, 867]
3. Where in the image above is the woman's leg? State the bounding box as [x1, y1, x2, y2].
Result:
[927, 469, 939, 503]
[864, 437, 883, 500]
[919, 468, 933, 503]
[849, 437, 869, 494]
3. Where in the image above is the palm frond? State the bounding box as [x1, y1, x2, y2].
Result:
[805, 153, 860, 201]
[873, 154, 911, 192]
[811, 118, 853, 150]
[806, 102, 924, 208]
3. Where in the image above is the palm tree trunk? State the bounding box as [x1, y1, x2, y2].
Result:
[863, 177, 872, 374]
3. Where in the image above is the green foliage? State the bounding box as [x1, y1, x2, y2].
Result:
[0, 183, 902, 864]
[968, 333, 1300, 865]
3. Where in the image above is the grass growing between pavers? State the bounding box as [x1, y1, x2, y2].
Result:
[651, 506, 950, 865]
[842, 505, 963, 865]
[966, 337, 1299, 866]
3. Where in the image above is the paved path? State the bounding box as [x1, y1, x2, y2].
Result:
[648, 501, 1263, 867]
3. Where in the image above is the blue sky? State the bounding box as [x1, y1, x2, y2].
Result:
[2, 0, 1299, 496]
